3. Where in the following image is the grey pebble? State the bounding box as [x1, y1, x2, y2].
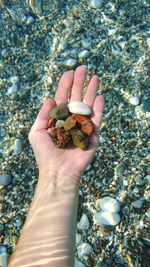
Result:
[14, 138, 22, 155]
[131, 199, 144, 209]
[89, 0, 103, 9]
[0, 174, 11, 186]
[0, 246, 9, 267]
[141, 98, 150, 112]
[27, 16, 34, 25]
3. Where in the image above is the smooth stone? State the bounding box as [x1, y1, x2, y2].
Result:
[78, 50, 90, 59]
[78, 243, 93, 258]
[131, 199, 144, 209]
[142, 98, 150, 112]
[93, 211, 121, 226]
[75, 258, 86, 267]
[68, 101, 91, 115]
[0, 246, 7, 254]
[14, 138, 22, 155]
[89, 0, 103, 9]
[98, 196, 120, 212]
[0, 252, 9, 267]
[0, 223, 4, 231]
[55, 120, 65, 128]
[129, 96, 140, 106]
[76, 233, 82, 245]
[63, 59, 77, 68]
[7, 84, 18, 95]
[77, 214, 90, 230]
[0, 174, 11, 186]
[115, 163, 125, 177]
[9, 76, 19, 84]
[26, 16, 34, 25]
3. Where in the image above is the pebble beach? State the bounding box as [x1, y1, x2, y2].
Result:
[0, 0, 150, 266]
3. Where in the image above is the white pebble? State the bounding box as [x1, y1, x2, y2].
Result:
[26, 16, 34, 25]
[97, 196, 120, 212]
[9, 76, 19, 84]
[93, 211, 121, 226]
[77, 214, 90, 230]
[68, 101, 91, 115]
[89, 0, 103, 9]
[129, 96, 140, 106]
[77, 243, 93, 258]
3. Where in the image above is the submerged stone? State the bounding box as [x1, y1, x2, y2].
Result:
[50, 103, 69, 120]
[70, 129, 88, 150]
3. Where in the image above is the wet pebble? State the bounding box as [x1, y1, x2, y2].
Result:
[77, 213, 90, 230]
[93, 211, 121, 226]
[97, 196, 120, 212]
[76, 233, 82, 245]
[7, 84, 18, 95]
[63, 59, 77, 68]
[68, 101, 91, 115]
[78, 242, 93, 258]
[141, 98, 150, 112]
[0, 246, 9, 267]
[9, 76, 19, 84]
[26, 16, 34, 25]
[89, 0, 103, 9]
[75, 258, 86, 267]
[129, 96, 140, 106]
[131, 199, 144, 209]
[0, 174, 11, 186]
[14, 138, 22, 155]
[78, 50, 90, 59]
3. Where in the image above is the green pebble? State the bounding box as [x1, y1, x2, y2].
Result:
[50, 103, 69, 119]
[55, 120, 65, 128]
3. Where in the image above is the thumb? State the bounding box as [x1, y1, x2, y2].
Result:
[32, 97, 56, 131]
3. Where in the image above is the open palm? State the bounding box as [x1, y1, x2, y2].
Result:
[29, 65, 104, 180]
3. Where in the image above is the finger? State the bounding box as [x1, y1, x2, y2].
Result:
[32, 97, 56, 131]
[83, 75, 100, 107]
[70, 65, 87, 102]
[55, 70, 74, 104]
[91, 95, 104, 135]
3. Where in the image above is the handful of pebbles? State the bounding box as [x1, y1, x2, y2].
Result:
[48, 101, 93, 150]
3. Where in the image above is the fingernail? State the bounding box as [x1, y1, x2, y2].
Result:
[69, 70, 74, 73]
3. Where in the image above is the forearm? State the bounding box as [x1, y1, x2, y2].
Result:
[8, 171, 80, 267]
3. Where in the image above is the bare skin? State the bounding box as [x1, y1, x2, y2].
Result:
[8, 65, 104, 267]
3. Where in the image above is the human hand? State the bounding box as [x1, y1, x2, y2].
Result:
[28, 65, 104, 180]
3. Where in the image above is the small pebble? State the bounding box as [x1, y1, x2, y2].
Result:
[89, 0, 103, 9]
[9, 76, 19, 84]
[131, 199, 144, 209]
[75, 258, 86, 267]
[77, 214, 90, 230]
[78, 50, 90, 59]
[0, 174, 11, 186]
[98, 196, 120, 212]
[93, 211, 121, 226]
[68, 101, 91, 115]
[76, 233, 82, 245]
[78, 242, 93, 258]
[63, 59, 77, 68]
[14, 138, 22, 155]
[0, 250, 9, 267]
[0, 246, 7, 254]
[7, 84, 18, 95]
[129, 96, 140, 106]
[141, 98, 150, 112]
[26, 16, 34, 25]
